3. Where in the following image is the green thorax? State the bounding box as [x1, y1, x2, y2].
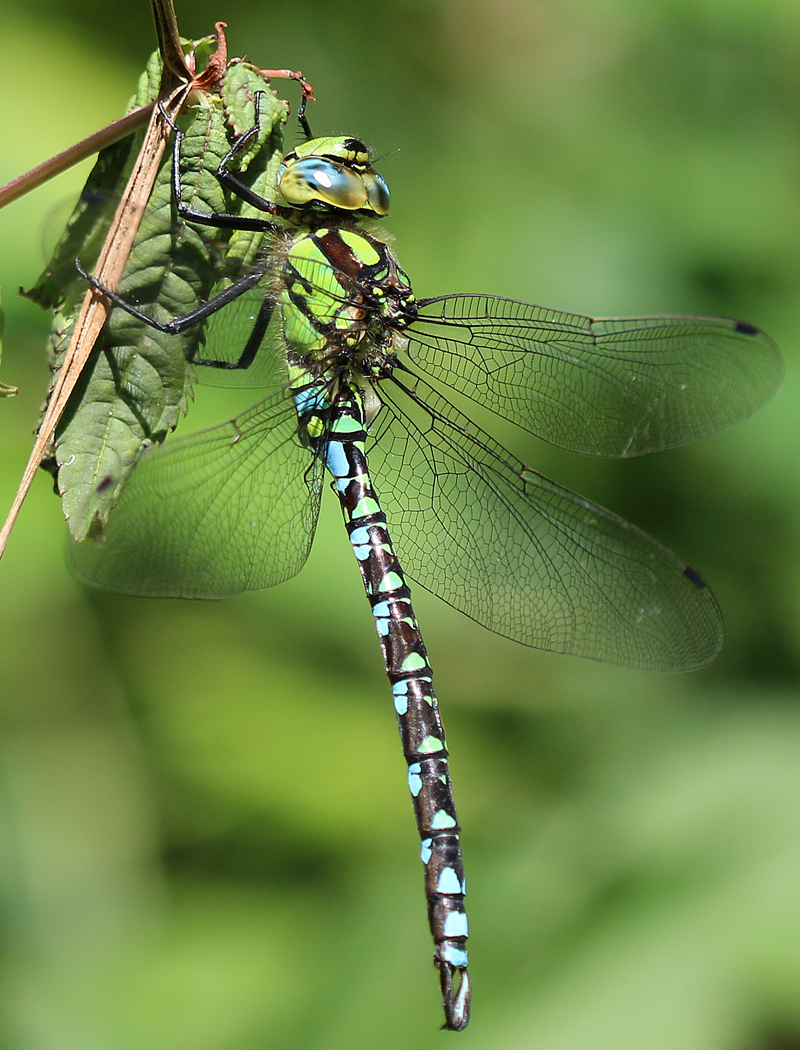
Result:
[282, 225, 415, 390]
[274, 134, 412, 400]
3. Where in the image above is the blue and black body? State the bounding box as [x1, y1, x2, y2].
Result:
[72, 93, 783, 1030]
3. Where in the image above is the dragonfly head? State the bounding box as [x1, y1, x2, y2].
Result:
[277, 137, 390, 217]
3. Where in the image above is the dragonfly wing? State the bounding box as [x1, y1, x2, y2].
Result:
[191, 266, 287, 390]
[410, 296, 783, 456]
[69, 389, 323, 598]
[370, 373, 722, 671]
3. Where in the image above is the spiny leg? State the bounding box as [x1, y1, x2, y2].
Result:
[75, 258, 260, 331]
[317, 382, 471, 1030]
[74, 259, 274, 373]
[158, 95, 283, 232]
[258, 69, 316, 138]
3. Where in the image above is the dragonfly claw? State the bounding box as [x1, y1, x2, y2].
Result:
[438, 962, 471, 1031]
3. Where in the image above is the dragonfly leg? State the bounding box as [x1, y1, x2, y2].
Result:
[75, 259, 265, 335]
[192, 294, 276, 371]
[258, 70, 315, 138]
[213, 92, 294, 215]
[296, 90, 313, 141]
[158, 97, 282, 233]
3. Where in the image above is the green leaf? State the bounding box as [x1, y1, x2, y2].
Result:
[221, 62, 289, 271]
[32, 49, 288, 542]
[23, 47, 168, 318]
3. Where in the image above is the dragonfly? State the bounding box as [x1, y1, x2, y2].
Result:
[72, 93, 783, 1030]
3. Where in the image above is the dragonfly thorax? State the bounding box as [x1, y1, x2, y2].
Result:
[282, 227, 415, 382]
[278, 136, 390, 216]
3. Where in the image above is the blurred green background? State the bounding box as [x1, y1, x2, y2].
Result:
[2, 0, 800, 1047]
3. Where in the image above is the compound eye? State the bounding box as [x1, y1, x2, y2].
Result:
[362, 172, 390, 216]
[278, 157, 368, 210]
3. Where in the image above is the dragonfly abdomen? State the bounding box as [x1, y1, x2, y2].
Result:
[320, 384, 470, 1030]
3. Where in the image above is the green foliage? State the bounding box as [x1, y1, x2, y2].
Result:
[27, 50, 288, 542]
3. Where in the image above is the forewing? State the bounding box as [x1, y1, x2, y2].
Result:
[411, 296, 783, 456]
[368, 373, 722, 671]
[69, 389, 322, 598]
